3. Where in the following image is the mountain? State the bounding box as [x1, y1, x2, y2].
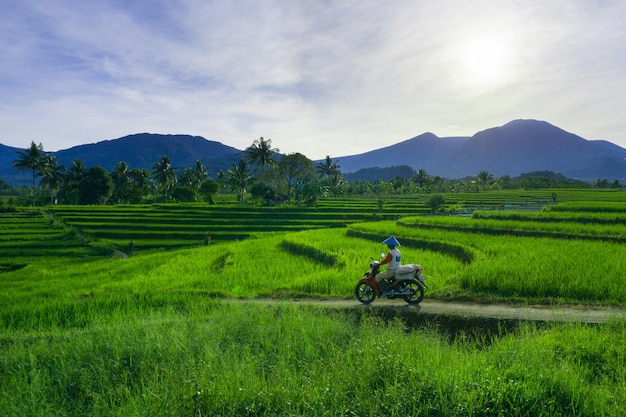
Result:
[2, 134, 244, 185]
[337, 132, 469, 174]
[2, 120, 626, 186]
[1, 143, 32, 185]
[53, 133, 243, 172]
[336, 120, 626, 182]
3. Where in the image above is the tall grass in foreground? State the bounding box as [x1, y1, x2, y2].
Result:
[1, 303, 624, 416]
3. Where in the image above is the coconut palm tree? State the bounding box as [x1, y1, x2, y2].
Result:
[316, 155, 341, 181]
[192, 160, 208, 189]
[245, 137, 279, 174]
[59, 158, 87, 204]
[226, 159, 253, 203]
[12, 141, 46, 206]
[128, 168, 150, 203]
[38, 155, 65, 204]
[152, 155, 177, 202]
[412, 169, 430, 187]
[476, 170, 495, 191]
[111, 161, 132, 203]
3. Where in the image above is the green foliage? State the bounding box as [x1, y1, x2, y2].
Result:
[426, 194, 446, 213]
[1, 303, 624, 415]
[78, 166, 113, 204]
[3, 193, 626, 415]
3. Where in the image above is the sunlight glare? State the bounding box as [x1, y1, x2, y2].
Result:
[463, 37, 508, 83]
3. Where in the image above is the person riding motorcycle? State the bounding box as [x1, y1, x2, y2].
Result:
[376, 236, 401, 292]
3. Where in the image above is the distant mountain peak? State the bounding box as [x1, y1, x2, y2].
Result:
[2, 120, 626, 186]
[337, 120, 626, 181]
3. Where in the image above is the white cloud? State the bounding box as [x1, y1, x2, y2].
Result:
[1, 0, 625, 159]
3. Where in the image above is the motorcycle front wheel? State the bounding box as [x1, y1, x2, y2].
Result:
[354, 282, 376, 304]
[402, 279, 425, 304]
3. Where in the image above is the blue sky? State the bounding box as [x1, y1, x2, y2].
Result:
[1, 0, 625, 160]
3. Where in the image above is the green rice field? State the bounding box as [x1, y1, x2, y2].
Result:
[1, 189, 625, 415]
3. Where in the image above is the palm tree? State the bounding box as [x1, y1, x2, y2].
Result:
[38, 155, 65, 204]
[128, 168, 150, 203]
[226, 159, 253, 203]
[245, 137, 279, 174]
[412, 169, 430, 187]
[111, 161, 132, 203]
[152, 155, 177, 202]
[476, 170, 494, 191]
[61, 158, 87, 204]
[192, 160, 208, 189]
[12, 141, 46, 206]
[316, 156, 341, 181]
[216, 170, 227, 200]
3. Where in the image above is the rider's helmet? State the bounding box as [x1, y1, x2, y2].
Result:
[383, 236, 401, 247]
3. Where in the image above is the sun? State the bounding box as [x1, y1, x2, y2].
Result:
[462, 37, 508, 83]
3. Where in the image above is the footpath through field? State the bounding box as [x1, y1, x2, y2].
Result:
[240, 298, 626, 324]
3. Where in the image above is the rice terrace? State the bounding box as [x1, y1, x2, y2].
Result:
[2, 189, 626, 415]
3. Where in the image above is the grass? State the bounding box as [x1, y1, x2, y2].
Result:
[2, 191, 626, 415]
[350, 220, 626, 304]
[1, 303, 624, 416]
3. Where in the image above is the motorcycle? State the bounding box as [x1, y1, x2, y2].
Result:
[354, 257, 427, 305]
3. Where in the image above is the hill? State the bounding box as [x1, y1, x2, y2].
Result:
[53, 133, 243, 172]
[2, 134, 244, 185]
[336, 120, 626, 182]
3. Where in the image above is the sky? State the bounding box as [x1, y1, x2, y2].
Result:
[1, 0, 625, 160]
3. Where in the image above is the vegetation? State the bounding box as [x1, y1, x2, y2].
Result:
[7, 136, 625, 210]
[2, 185, 626, 414]
[2, 302, 624, 416]
[12, 141, 46, 206]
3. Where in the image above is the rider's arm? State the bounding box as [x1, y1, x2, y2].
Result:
[380, 253, 392, 265]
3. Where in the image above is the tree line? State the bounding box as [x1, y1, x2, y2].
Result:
[8, 139, 622, 207]
[9, 138, 344, 207]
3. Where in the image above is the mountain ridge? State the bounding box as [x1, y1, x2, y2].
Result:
[2, 119, 626, 185]
[336, 119, 626, 181]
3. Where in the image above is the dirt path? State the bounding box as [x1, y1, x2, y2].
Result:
[240, 298, 626, 324]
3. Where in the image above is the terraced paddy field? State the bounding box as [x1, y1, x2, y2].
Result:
[41, 188, 625, 251]
[2, 189, 626, 415]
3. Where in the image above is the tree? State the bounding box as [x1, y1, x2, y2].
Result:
[12, 141, 46, 206]
[68, 159, 86, 182]
[192, 160, 208, 189]
[152, 155, 177, 202]
[216, 170, 227, 200]
[316, 155, 341, 180]
[171, 184, 197, 202]
[412, 169, 430, 187]
[278, 153, 316, 203]
[173, 167, 200, 202]
[199, 179, 219, 204]
[293, 178, 325, 207]
[79, 166, 113, 204]
[476, 171, 494, 191]
[59, 159, 87, 204]
[111, 161, 132, 203]
[38, 155, 65, 204]
[327, 173, 346, 197]
[227, 159, 253, 203]
[128, 168, 150, 203]
[245, 137, 279, 175]
[250, 182, 276, 205]
[426, 194, 446, 213]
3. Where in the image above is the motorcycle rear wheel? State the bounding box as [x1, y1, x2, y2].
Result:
[402, 279, 425, 304]
[354, 282, 376, 304]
